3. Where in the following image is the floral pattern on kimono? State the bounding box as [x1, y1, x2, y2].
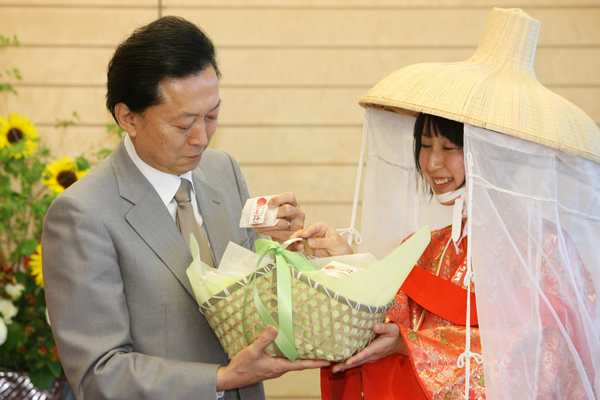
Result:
[387, 225, 485, 400]
[387, 222, 596, 400]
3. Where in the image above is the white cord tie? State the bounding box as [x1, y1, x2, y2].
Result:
[451, 192, 468, 253]
[337, 227, 363, 245]
[457, 351, 483, 368]
[463, 270, 474, 286]
[343, 119, 369, 247]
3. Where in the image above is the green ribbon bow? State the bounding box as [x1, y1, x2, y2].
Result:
[244, 239, 316, 361]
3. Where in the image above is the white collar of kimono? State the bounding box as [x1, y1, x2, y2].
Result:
[435, 186, 468, 251]
[434, 186, 466, 204]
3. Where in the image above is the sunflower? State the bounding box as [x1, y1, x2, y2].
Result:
[29, 243, 44, 288]
[42, 157, 89, 195]
[0, 113, 39, 159]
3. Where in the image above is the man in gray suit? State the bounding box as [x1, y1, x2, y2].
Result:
[42, 16, 327, 400]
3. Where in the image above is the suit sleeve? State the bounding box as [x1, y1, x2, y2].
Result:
[42, 193, 221, 400]
[222, 151, 255, 250]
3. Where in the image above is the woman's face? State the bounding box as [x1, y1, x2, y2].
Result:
[418, 126, 465, 205]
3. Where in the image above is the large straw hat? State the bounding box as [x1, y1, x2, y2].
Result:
[359, 8, 600, 164]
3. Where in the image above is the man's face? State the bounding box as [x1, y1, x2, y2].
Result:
[129, 67, 220, 175]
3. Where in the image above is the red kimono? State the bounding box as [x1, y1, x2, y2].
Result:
[321, 222, 596, 399]
[321, 225, 484, 400]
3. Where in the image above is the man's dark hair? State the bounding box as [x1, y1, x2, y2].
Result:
[106, 16, 220, 122]
[413, 113, 464, 194]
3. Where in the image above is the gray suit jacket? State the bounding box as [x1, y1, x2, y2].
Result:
[42, 141, 265, 400]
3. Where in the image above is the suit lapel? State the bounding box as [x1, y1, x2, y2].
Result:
[125, 195, 195, 297]
[111, 142, 195, 298]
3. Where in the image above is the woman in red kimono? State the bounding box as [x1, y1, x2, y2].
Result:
[292, 112, 596, 400]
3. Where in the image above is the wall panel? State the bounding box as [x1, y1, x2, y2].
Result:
[10, 86, 598, 129]
[0, 0, 155, 5]
[218, 87, 367, 125]
[3, 87, 111, 124]
[8, 45, 599, 91]
[242, 165, 360, 203]
[164, 8, 600, 47]
[2, 7, 156, 45]
[164, 0, 600, 6]
[6, 47, 112, 85]
[166, 8, 493, 47]
[212, 126, 363, 164]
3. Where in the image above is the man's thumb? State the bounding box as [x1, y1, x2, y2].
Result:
[256, 326, 278, 349]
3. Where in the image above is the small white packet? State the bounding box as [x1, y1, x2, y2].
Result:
[239, 195, 279, 228]
[320, 260, 363, 279]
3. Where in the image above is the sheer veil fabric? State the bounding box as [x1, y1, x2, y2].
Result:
[355, 108, 599, 399]
[358, 107, 453, 260]
[466, 124, 599, 399]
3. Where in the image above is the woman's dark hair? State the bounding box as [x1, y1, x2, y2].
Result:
[413, 113, 464, 194]
[106, 16, 220, 122]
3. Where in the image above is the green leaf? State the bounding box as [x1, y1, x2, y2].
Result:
[95, 148, 113, 160]
[47, 359, 62, 378]
[0, 322, 22, 352]
[54, 111, 80, 129]
[107, 123, 118, 133]
[75, 155, 90, 171]
[28, 367, 56, 391]
[107, 123, 125, 138]
[17, 240, 37, 257]
[0, 83, 18, 94]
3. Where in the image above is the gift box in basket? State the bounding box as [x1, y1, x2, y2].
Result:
[186, 226, 430, 362]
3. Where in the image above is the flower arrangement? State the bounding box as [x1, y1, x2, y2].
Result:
[0, 111, 90, 390]
[0, 34, 119, 392]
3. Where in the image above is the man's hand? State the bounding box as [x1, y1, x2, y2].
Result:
[216, 326, 330, 391]
[253, 192, 305, 243]
[290, 222, 353, 258]
[331, 323, 408, 374]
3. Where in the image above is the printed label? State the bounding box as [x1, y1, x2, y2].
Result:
[250, 197, 269, 225]
[322, 261, 362, 278]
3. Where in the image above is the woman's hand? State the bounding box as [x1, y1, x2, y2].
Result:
[331, 322, 408, 373]
[290, 221, 353, 257]
[253, 192, 305, 243]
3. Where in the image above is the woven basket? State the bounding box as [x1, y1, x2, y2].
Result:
[0, 372, 72, 400]
[200, 263, 392, 361]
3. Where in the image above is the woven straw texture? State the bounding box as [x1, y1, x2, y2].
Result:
[359, 8, 600, 165]
[200, 264, 392, 361]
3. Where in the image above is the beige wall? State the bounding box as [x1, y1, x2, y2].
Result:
[3, 1, 599, 398]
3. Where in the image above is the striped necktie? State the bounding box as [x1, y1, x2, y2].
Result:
[174, 179, 215, 268]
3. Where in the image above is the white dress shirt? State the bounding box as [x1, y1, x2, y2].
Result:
[123, 135, 212, 253]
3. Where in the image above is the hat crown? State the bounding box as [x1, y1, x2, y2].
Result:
[359, 7, 600, 164]
[470, 8, 540, 78]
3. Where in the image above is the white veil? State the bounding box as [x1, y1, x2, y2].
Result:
[357, 107, 452, 260]
[466, 124, 599, 399]
[351, 107, 600, 399]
